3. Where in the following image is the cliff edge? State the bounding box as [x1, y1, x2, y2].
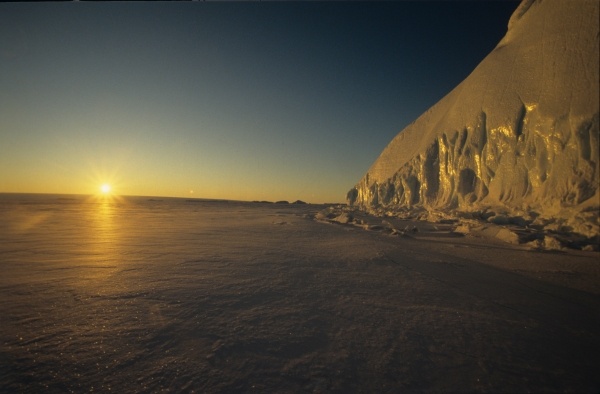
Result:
[348, 0, 599, 239]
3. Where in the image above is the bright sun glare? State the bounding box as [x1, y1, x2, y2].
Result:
[100, 184, 111, 194]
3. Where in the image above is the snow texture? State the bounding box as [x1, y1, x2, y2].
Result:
[2, 195, 600, 392]
[347, 0, 599, 239]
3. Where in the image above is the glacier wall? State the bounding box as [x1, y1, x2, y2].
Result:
[347, 0, 599, 237]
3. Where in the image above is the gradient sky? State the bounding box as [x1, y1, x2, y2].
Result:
[0, 1, 518, 203]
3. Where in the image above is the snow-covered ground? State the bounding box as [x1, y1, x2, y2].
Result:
[348, 0, 599, 240]
[1, 195, 599, 392]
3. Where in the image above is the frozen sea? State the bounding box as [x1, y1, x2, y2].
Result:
[1, 194, 599, 393]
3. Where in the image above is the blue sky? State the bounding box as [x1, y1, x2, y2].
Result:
[0, 1, 518, 203]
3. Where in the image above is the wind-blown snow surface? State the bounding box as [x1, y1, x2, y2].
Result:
[1, 195, 600, 392]
[348, 0, 599, 239]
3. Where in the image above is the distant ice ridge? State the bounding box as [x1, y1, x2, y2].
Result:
[348, 0, 599, 240]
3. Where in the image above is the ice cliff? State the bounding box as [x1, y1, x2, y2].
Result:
[347, 0, 599, 238]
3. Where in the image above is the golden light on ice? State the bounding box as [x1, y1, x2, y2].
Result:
[100, 184, 111, 194]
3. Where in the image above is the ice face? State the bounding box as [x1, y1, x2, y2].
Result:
[348, 0, 599, 238]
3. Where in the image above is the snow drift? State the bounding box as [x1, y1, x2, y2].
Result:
[347, 0, 599, 238]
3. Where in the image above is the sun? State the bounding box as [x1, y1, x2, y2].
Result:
[100, 183, 112, 194]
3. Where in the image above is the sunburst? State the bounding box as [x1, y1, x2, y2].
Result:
[100, 183, 112, 195]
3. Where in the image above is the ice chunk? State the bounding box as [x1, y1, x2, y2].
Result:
[332, 212, 354, 224]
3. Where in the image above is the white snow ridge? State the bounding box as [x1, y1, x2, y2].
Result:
[347, 0, 599, 240]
